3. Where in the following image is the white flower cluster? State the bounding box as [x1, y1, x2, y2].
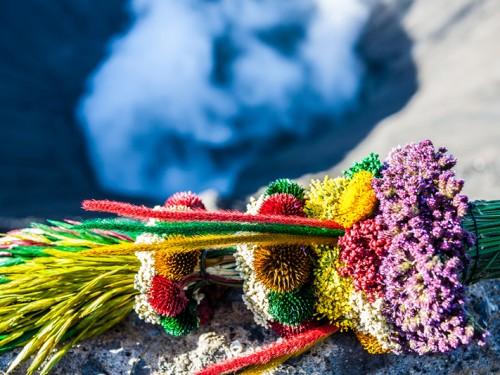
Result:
[133, 233, 164, 324]
[134, 293, 161, 324]
[134, 250, 156, 293]
[135, 232, 164, 244]
[246, 195, 265, 215]
[234, 243, 272, 328]
[348, 290, 400, 352]
[234, 195, 272, 328]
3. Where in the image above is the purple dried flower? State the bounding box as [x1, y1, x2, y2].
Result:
[373, 140, 483, 354]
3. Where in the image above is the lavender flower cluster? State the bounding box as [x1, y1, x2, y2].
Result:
[372, 140, 484, 354]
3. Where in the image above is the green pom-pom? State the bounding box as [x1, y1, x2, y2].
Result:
[268, 287, 315, 325]
[160, 302, 199, 337]
[343, 153, 383, 179]
[265, 179, 305, 201]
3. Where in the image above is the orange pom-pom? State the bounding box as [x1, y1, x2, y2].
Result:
[154, 250, 200, 281]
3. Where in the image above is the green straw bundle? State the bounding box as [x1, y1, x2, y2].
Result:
[463, 200, 500, 283]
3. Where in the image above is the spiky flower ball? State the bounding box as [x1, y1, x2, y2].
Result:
[164, 191, 206, 210]
[148, 275, 188, 317]
[265, 179, 305, 201]
[268, 287, 315, 325]
[253, 245, 312, 292]
[343, 153, 383, 179]
[355, 331, 389, 354]
[258, 193, 305, 217]
[160, 302, 199, 336]
[154, 249, 199, 281]
[336, 170, 377, 228]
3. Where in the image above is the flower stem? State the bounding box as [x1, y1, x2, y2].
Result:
[463, 200, 500, 283]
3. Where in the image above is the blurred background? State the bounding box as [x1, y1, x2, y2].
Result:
[0, 0, 499, 230]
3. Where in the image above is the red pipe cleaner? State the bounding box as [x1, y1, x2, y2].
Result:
[269, 320, 320, 338]
[195, 325, 339, 375]
[82, 200, 343, 230]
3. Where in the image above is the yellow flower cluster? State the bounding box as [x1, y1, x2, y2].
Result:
[304, 176, 348, 220]
[312, 245, 355, 331]
[354, 331, 390, 354]
[302, 170, 391, 352]
[335, 170, 377, 228]
[305, 171, 377, 228]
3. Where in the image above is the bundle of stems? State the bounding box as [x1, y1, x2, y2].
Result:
[463, 200, 500, 283]
[0, 251, 139, 374]
[0, 220, 133, 267]
[0, 220, 249, 374]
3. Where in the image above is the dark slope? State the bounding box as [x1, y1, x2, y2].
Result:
[0, 0, 130, 227]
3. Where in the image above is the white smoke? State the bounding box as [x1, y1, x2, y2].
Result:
[78, 0, 370, 199]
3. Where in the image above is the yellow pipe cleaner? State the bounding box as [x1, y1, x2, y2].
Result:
[82, 233, 338, 256]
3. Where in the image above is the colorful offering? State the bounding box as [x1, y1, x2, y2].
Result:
[0, 140, 497, 374]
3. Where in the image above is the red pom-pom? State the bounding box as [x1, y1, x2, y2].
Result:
[148, 275, 188, 316]
[338, 218, 388, 302]
[258, 193, 305, 217]
[165, 191, 206, 210]
[269, 320, 319, 338]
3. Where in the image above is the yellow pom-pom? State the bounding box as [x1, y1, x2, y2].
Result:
[312, 245, 355, 330]
[335, 170, 377, 228]
[253, 245, 312, 292]
[305, 176, 348, 220]
[154, 250, 200, 281]
[355, 331, 389, 354]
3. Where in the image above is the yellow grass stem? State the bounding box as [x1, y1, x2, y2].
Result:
[82, 233, 337, 256]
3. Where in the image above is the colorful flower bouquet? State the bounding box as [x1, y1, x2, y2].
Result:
[0, 140, 498, 374]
